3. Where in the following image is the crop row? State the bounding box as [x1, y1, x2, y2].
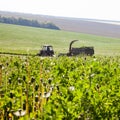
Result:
[0, 55, 120, 119]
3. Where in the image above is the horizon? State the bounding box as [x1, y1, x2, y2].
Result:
[0, 0, 120, 21]
[1, 10, 120, 23]
[1, 10, 120, 26]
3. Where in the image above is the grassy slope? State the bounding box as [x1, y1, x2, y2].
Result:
[0, 23, 120, 56]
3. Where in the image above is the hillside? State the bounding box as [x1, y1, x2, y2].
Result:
[0, 23, 120, 56]
[0, 11, 120, 38]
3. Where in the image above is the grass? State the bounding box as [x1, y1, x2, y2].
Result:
[0, 23, 120, 56]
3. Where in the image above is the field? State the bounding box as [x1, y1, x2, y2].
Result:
[0, 23, 120, 119]
[1, 11, 120, 38]
[0, 55, 120, 119]
[0, 23, 120, 56]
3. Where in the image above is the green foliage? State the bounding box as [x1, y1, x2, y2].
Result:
[0, 55, 120, 119]
[0, 16, 60, 30]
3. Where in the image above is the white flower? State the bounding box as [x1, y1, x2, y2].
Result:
[43, 92, 51, 98]
[13, 109, 26, 117]
[90, 73, 95, 77]
[69, 86, 75, 91]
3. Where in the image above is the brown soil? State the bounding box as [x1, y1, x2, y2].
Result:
[0, 11, 120, 38]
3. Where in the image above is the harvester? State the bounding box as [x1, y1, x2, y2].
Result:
[37, 40, 94, 57]
[58, 40, 94, 56]
[0, 40, 94, 57]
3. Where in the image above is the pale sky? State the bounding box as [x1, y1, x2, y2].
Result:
[0, 0, 120, 21]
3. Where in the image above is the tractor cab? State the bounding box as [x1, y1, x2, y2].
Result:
[37, 45, 54, 56]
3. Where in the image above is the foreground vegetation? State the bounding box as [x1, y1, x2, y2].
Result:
[0, 55, 120, 119]
[0, 23, 120, 56]
[0, 18, 120, 120]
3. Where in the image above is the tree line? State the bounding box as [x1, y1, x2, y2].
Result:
[0, 16, 60, 30]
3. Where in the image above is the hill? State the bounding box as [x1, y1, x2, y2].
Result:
[0, 23, 120, 56]
[0, 11, 120, 38]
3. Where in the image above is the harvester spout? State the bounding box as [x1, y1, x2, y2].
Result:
[68, 40, 78, 56]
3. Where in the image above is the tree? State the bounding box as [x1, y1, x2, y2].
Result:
[0, 16, 60, 30]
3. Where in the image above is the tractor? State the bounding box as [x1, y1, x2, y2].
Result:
[37, 40, 94, 57]
[37, 45, 54, 56]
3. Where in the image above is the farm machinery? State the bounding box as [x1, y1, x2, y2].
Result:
[37, 45, 54, 56]
[37, 40, 94, 57]
[67, 40, 94, 56]
[0, 40, 94, 57]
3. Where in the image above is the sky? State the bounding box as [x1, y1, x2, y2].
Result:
[0, 0, 120, 21]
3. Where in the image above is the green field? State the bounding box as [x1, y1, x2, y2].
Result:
[0, 56, 120, 119]
[0, 23, 120, 56]
[0, 23, 120, 119]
